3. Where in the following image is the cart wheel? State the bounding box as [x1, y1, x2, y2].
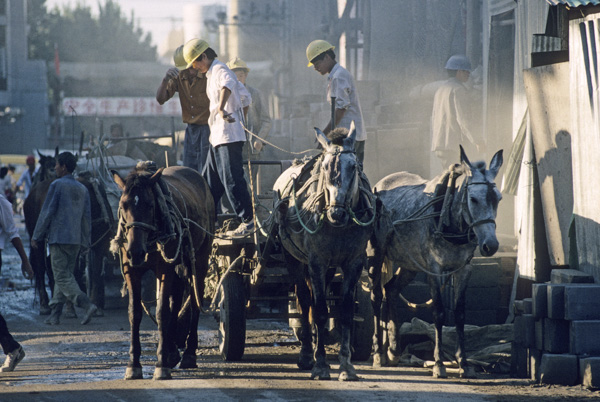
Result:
[218, 271, 246, 361]
[351, 278, 374, 361]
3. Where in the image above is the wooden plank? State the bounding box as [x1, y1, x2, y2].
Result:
[523, 63, 573, 266]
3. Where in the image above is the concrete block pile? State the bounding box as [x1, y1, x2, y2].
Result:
[511, 268, 600, 389]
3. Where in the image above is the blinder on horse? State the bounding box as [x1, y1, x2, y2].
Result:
[435, 170, 500, 245]
[320, 148, 360, 227]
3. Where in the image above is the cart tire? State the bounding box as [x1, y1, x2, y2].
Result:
[351, 281, 374, 361]
[218, 272, 246, 361]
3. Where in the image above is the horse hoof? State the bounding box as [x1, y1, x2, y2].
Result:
[63, 304, 77, 319]
[297, 354, 315, 370]
[39, 305, 51, 316]
[179, 354, 197, 369]
[372, 353, 383, 368]
[338, 370, 359, 382]
[153, 367, 172, 380]
[311, 366, 331, 380]
[125, 366, 143, 380]
[432, 364, 447, 379]
[386, 349, 401, 366]
[459, 366, 477, 378]
[167, 351, 181, 369]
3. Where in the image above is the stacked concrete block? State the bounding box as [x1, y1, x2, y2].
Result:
[511, 268, 600, 388]
[442, 258, 503, 326]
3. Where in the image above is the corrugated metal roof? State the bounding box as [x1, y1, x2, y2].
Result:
[546, 0, 600, 6]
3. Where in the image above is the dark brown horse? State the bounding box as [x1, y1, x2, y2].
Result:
[112, 165, 214, 380]
[23, 148, 58, 314]
[75, 171, 116, 311]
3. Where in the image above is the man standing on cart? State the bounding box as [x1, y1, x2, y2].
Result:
[183, 39, 254, 238]
[156, 44, 211, 173]
[306, 39, 367, 165]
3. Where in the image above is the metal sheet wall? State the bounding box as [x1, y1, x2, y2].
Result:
[569, 14, 600, 280]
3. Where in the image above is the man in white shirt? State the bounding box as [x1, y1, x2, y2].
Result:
[430, 54, 484, 171]
[183, 39, 254, 237]
[16, 155, 38, 200]
[0, 193, 34, 372]
[306, 39, 367, 164]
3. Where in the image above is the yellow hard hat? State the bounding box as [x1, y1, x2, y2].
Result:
[227, 56, 250, 72]
[306, 39, 335, 67]
[183, 38, 210, 69]
[173, 45, 186, 69]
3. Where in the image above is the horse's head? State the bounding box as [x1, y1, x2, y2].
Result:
[36, 147, 58, 182]
[113, 168, 163, 267]
[315, 122, 360, 227]
[460, 145, 503, 257]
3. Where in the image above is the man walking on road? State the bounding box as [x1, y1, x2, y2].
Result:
[0, 192, 34, 372]
[32, 152, 97, 326]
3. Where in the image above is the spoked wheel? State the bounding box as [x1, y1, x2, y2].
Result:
[218, 271, 246, 361]
[351, 273, 375, 361]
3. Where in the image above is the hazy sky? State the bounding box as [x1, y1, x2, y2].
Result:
[45, 0, 228, 52]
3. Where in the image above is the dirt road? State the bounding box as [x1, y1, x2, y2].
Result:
[0, 225, 598, 401]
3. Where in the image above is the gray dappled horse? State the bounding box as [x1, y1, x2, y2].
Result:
[112, 165, 214, 380]
[369, 146, 503, 378]
[273, 124, 375, 381]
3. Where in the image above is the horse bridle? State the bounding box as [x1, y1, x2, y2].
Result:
[321, 149, 359, 217]
[463, 180, 498, 228]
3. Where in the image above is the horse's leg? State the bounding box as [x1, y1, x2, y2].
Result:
[295, 276, 315, 370]
[45, 251, 55, 305]
[165, 279, 183, 369]
[308, 260, 330, 380]
[32, 247, 50, 315]
[386, 269, 417, 365]
[88, 247, 106, 312]
[453, 267, 476, 378]
[338, 256, 364, 381]
[179, 294, 199, 369]
[368, 253, 385, 368]
[427, 272, 447, 378]
[181, 242, 210, 369]
[283, 249, 314, 370]
[154, 270, 173, 380]
[124, 266, 144, 380]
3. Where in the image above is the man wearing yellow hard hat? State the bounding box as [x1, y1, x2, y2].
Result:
[226, 57, 272, 160]
[156, 44, 211, 173]
[183, 38, 254, 238]
[306, 39, 367, 164]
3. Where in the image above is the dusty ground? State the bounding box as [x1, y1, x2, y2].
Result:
[0, 219, 598, 401]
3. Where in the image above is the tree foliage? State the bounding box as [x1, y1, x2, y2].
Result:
[28, 0, 157, 62]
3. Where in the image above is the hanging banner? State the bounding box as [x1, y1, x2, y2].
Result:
[61, 97, 182, 117]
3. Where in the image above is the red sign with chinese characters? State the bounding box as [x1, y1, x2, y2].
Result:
[62, 97, 182, 116]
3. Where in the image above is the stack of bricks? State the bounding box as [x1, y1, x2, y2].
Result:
[512, 269, 600, 389]
[444, 257, 502, 326]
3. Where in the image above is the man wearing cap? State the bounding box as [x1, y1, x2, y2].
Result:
[226, 57, 272, 161]
[156, 44, 210, 173]
[306, 39, 367, 164]
[431, 54, 484, 171]
[183, 39, 254, 238]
